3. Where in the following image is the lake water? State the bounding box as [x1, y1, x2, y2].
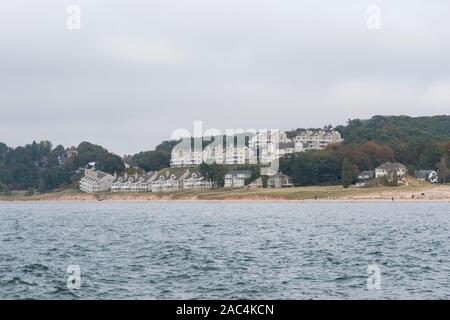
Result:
[1, 202, 449, 299]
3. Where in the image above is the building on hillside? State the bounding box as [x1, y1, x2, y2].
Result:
[249, 130, 291, 148]
[170, 148, 203, 167]
[79, 169, 114, 193]
[375, 162, 407, 179]
[169, 129, 343, 167]
[224, 145, 256, 165]
[415, 170, 438, 183]
[111, 172, 155, 192]
[293, 130, 343, 150]
[202, 144, 224, 164]
[224, 170, 252, 188]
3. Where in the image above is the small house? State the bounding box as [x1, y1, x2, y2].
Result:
[224, 170, 252, 188]
[375, 162, 406, 179]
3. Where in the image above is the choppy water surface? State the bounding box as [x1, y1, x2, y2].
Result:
[1, 202, 450, 299]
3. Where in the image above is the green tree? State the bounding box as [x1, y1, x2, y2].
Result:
[95, 154, 125, 174]
[436, 156, 450, 183]
[199, 162, 228, 188]
[341, 157, 354, 188]
[133, 151, 170, 171]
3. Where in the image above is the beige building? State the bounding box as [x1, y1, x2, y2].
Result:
[79, 169, 114, 193]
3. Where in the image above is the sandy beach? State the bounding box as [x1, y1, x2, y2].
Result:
[1, 183, 450, 202]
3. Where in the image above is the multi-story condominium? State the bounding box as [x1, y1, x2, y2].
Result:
[170, 148, 203, 167]
[249, 130, 290, 148]
[224, 170, 252, 188]
[111, 172, 155, 192]
[257, 141, 302, 164]
[224, 145, 256, 165]
[170, 129, 343, 167]
[202, 144, 224, 164]
[293, 130, 343, 150]
[79, 169, 115, 193]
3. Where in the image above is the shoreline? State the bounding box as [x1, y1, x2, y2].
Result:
[1, 199, 449, 203]
[1, 184, 450, 203]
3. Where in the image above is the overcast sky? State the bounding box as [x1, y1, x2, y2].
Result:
[1, 1, 449, 155]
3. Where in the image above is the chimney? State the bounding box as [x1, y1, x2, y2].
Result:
[114, 172, 117, 178]
[135, 172, 138, 179]
[166, 170, 170, 177]
[125, 172, 128, 180]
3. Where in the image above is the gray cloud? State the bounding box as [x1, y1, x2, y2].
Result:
[1, 0, 450, 154]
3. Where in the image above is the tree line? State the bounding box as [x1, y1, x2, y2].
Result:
[1, 115, 449, 193]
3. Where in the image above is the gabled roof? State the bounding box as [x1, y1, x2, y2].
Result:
[268, 172, 292, 179]
[376, 162, 406, 170]
[151, 168, 191, 181]
[112, 172, 154, 183]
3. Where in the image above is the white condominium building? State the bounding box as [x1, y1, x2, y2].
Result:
[170, 129, 343, 167]
[293, 130, 343, 150]
[111, 172, 155, 192]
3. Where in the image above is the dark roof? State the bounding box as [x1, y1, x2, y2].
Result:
[358, 170, 374, 176]
[152, 168, 191, 181]
[226, 170, 252, 176]
[415, 170, 435, 179]
[112, 172, 154, 183]
[279, 142, 295, 149]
